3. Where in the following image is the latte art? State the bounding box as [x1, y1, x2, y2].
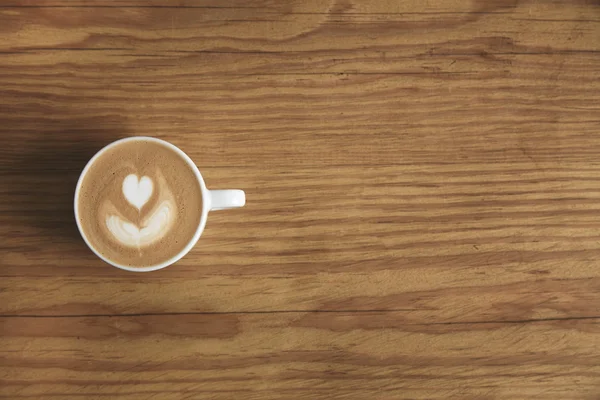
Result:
[123, 174, 153, 210]
[76, 139, 203, 268]
[106, 201, 173, 247]
[104, 173, 176, 249]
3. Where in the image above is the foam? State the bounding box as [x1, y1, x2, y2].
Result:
[77, 139, 203, 268]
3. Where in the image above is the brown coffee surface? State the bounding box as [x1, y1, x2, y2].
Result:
[77, 139, 203, 268]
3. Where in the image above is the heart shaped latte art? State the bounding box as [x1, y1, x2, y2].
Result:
[123, 174, 153, 210]
[103, 171, 176, 249]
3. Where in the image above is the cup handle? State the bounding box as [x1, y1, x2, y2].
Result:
[209, 190, 246, 211]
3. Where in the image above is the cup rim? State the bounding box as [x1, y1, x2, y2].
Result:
[74, 136, 210, 272]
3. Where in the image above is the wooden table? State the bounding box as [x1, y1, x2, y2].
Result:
[1, 1, 599, 399]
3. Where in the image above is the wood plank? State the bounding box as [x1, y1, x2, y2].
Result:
[1, 2, 598, 59]
[0, 67, 599, 168]
[1, 313, 599, 399]
[2, 163, 600, 315]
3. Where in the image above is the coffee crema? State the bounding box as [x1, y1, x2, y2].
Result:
[77, 139, 203, 268]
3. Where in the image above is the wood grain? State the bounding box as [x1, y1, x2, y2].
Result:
[1, 315, 599, 400]
[1, 0, 599, 399]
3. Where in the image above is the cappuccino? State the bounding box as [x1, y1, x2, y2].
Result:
[76, 139, 203, 268]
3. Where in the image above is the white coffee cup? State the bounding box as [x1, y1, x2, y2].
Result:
[74, 136, 245, 272]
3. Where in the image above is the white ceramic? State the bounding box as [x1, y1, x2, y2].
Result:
[74, 136, 245, 272]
